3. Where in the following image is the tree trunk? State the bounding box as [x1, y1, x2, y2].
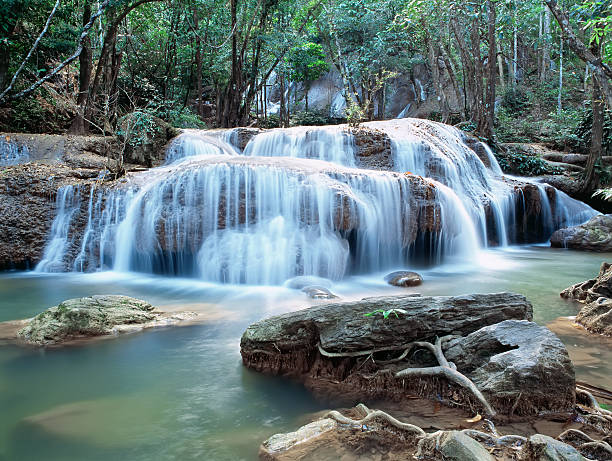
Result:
[69, 3, 92, 134]
[541, 3, 551, 81]
[483, 0, 496, 141]
[582, 82, 604, 195]
[194, 9, 203, 118]
[558, 33, 563, 113]
[440, 42, 463, 114]
[496, 42, 505, 89]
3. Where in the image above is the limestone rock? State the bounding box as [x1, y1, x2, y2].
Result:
[438, 431, 494, 461]
[241, 293, 533, 357]
[445, 320, 576, 414]
[259, 418, 337, 460]
[551, 214, 612, 252]
[526, 434, 587, 461]
[575, 297, 612, 336]
[18, 295, 158, 345]
[561, 262, 612, 303]
[384, 270, 423, 287]
[301, 286, 338, 299]
[444, 320, 575, 415]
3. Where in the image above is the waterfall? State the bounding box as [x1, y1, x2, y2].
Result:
[243, 126, 356, 166]
[36, 186, 81, 272]
[0, 140, 30, 166]
[36, 118, 598, 283]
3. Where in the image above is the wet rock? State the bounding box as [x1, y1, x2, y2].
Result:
[241, 293, 532, 358]
[17, 295, 192, 345]
[301, 286, 338, 299]
[259, 418, 337, 460]
[526, 434, 587, 461]
[561, 263, 612, 336]
[561, 262, 612, 303]
[284, 276, 333, 290]
[575, 297, 612, 336]
[438, 431, 494, 461]
[551, 214, 612, 252]
[444, 320, 575, 415]
[241, 293, 538, 414]
[350, 126, 393, 170]
[384, 270, 423, 287]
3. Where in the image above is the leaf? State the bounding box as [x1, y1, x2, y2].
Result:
[466, 414, 482, 423]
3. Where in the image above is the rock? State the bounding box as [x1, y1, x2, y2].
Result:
[575, 297, 612, 336]
[438, 431, 494, 461]
[241, 293, 532, 357]
[561, 263, 612, 336]
[301, 286, 338, 299]
[444, 320, 575, 415]
[284, 276, 333, 290]
[17, 295, 191, 345]
[241, 293, 537, 414]
[551, 214, 612, 252]
[384, 270, 423, 287]
[260, 418, 337, 460]
[561, 262, 612, 303]
[526, 434, 587, 461]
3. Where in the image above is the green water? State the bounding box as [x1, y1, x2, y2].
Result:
[0, 246, 610, 460]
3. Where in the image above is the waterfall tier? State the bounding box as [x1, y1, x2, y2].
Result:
[36, 118, 598, 283]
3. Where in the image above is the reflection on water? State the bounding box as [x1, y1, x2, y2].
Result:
[0, 246, 610, 460]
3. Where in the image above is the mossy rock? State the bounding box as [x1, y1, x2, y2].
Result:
[18, 295, 157, 345]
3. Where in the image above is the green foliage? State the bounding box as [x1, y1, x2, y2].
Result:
[258, 114, 281, 129]
[116, 110, 160, 149]
[593, 188, 612, 202]
[364, 308, 407, 320]
[346, 98, 366, 127]
[500, 86, 530, 114]
[285, 42, 329, 83]
[290, 109, 339, 126]
[495, 150, 563, 176]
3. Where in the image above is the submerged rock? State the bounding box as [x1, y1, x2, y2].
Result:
[301, 286, 338, 299]
[551, 214, 612, 252]
[384, 270, 423, 287]
[444, 320, 576, 414]
[17, 295, 195, 345]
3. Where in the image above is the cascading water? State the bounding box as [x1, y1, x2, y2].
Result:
[0, 139, 30, 166]
[36, 118, 598, 283]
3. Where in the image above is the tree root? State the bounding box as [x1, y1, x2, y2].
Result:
[558, 428, 612, 460]
[324, 404, 426, 437]
[395, 366, 496, 417]
[318, 338, 496, 417]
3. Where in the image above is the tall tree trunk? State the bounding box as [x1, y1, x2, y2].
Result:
[440, 42, 463, 114]
[194, 9, 203, 118]
[558, 32, 563, 113]
[541, 3, 551, 81]
[582, 82, 604, 195]
[424, 25, 449, 121]
[496, 42, 505, 89]
[470, 15, 486, 133]
[69, 2, 92, 134]
[484, 0, 496, 140]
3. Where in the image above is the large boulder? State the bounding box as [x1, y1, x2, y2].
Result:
[241, 293, 551, 415]
[551, 214, 612, 252]
[17, 295, 191, 345]
[444, 320, 576, 415]
[118, 113, 180, 167]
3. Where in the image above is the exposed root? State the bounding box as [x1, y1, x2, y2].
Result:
[461, 429, 527, 447]
[318, 338, 495, 417]
[577, 388, 612, 416]
[395, 366, 496, 417]
[558, 429, 612, 460]
[324, 404, 426, 437]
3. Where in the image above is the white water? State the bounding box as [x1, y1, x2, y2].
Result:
[0, 139, 30, 166]
[36, 119, 598, 284]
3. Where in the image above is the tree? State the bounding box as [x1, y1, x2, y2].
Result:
[285, 41, 329, 111]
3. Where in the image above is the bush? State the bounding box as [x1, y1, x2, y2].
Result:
[495, 150, 563, 176]
[290, 110, 338, 126]
[500, 86, 530, 114]
[258, 114, 280, 129]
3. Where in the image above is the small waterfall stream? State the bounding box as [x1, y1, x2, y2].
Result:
[0, 139, 30, 166]
[36, 119, 598, 283]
